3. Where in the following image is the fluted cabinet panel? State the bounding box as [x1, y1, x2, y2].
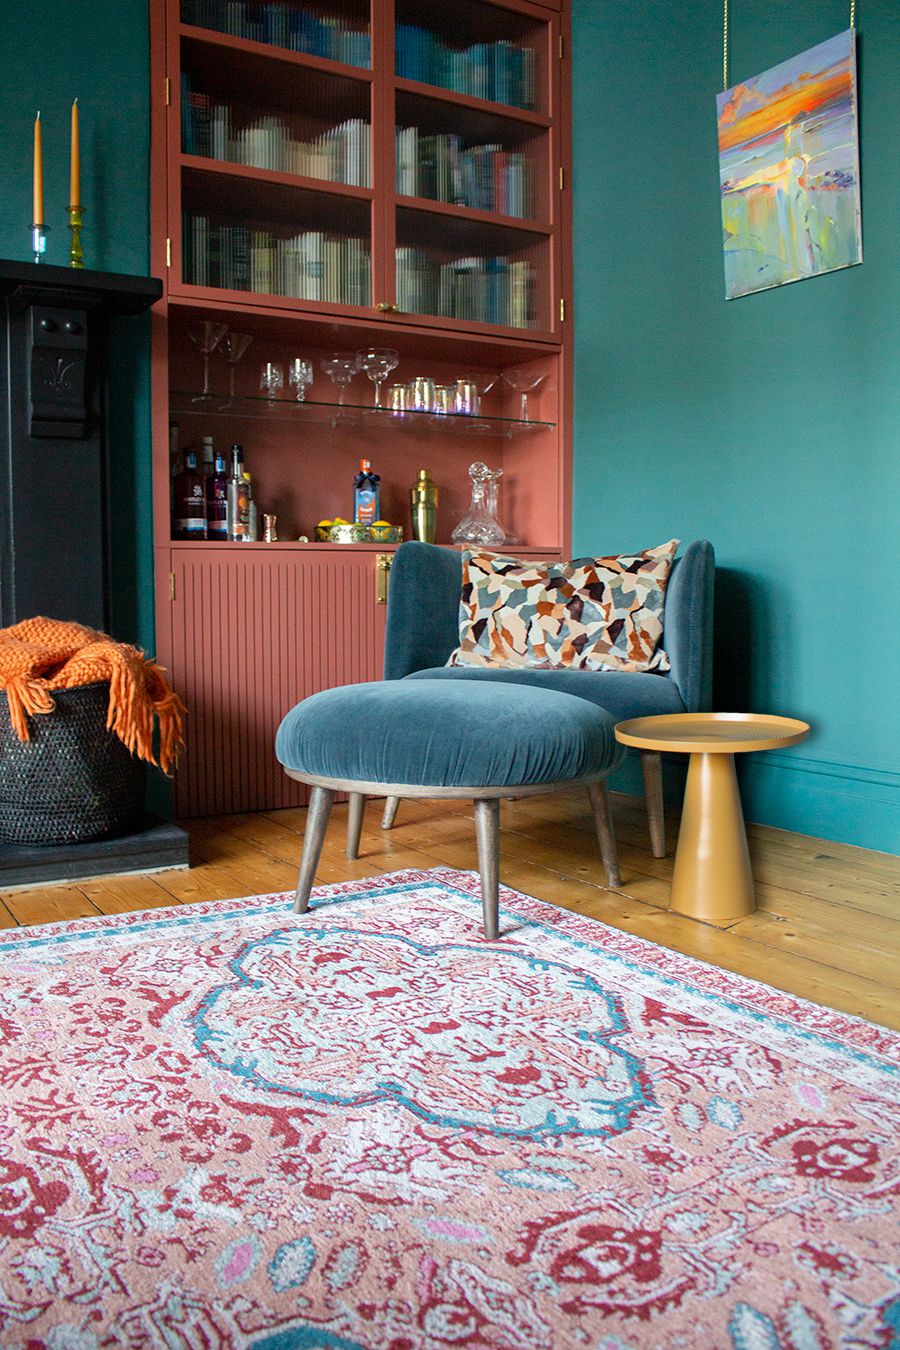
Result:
[168, 550, 386, 817]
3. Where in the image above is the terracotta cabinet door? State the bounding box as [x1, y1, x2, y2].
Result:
[168, 548, 388, 816]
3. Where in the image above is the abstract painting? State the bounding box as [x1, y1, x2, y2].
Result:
[716, 30, 862, 299]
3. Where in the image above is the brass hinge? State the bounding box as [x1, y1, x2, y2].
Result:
[375, 553, 393, 604]
[165, 77, 171, 106]
[166, 237, 172, 267]
[559, 167, 565, 191]
[558, 34, 564, 59]
[169, 572, 176, 601]
[560, 297, 565, 323]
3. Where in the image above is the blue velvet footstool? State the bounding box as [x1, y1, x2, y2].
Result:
[276, 680, 625, 939]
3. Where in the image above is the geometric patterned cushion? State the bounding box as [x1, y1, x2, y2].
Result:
[448, 540, 680, 673]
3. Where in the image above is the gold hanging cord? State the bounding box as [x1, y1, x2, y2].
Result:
[724, 1, 857, 89]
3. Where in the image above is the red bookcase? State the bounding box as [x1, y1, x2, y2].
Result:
[150, 0, 572, 815]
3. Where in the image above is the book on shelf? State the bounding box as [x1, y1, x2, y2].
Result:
[395, 128, 532, 217]
[395, 246, 535, 328]
[181, 76, 371, 186]
[183, 212, 371, 304]
[395, 24, 536, 110]
[181, 0, 371, 67]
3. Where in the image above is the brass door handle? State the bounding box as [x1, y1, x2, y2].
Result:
[375, 302, 398, 313]
[375, 552, 393, 603]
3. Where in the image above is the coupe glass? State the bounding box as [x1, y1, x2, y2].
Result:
[260, 362, 284, 402]
[451, 462, 507, 547]
[501, 365, 547, 420]
[187, 321, 228, 402]
[320, 352, 359, 405]
[288, 358, 314, 402]
[218, 331, 254, 408]
[356, 347, 399, 409]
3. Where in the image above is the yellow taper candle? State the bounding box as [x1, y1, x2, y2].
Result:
[33, 111, 43, 226]
[70, 99, 80, 208]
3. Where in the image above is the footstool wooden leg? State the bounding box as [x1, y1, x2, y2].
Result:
[347, 792, 365, 859]
[473, 797, 500, 940]
[294, 786, 334, 913]
[587, 779, 621, 888]
[641, 750, 666, 858]
[381, 796, 400, 830]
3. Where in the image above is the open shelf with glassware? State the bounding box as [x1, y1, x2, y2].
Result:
[151, 0, 570, 814]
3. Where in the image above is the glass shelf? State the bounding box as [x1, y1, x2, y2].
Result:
[169, 390, 554, 434]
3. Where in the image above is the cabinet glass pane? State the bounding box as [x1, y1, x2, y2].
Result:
[181, 0, 371, 68]
[181, 37, 371, 185]
[183, 213, 371, 302]
[395, 92, 547, 219]
[394, 0, 545, 112]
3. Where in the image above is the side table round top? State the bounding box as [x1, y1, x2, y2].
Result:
[614, 712, 810, 756]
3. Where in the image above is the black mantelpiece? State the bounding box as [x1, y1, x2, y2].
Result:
[0, 259, 162, 630]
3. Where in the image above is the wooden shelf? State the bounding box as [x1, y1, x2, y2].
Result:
[395, 195, 551, 236]
[180, 22, 373, 81]
[181, 155, 374, 204]
[394, 77, 549, 127]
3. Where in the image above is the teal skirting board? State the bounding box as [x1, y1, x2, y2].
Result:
[612, 749, 899, 856]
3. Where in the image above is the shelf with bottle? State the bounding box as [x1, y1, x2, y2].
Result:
[179, 33, 372, 188]
[394, 0, 549, 114]
[180, 0, 372, 68]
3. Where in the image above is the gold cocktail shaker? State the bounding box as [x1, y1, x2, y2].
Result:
[410, 468, 438, 542]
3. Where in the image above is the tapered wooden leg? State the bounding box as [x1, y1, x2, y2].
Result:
[381, 796, 400, 829]
[641, 750, 666, 858]
[587, 778, 621, 888]
[293, 787, 334, 913]
[473, 798, 500, 940]
[347, 792, 365, 859]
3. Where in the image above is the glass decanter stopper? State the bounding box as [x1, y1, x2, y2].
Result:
[451, 462, 507, 547]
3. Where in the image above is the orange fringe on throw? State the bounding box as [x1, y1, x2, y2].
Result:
[0, 617, 186, 775]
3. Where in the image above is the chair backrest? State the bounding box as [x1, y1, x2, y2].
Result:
[384, 540, 715, 711]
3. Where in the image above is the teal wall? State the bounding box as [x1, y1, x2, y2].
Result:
[0, 1, 155, 651]
[571, 0, 900, 853]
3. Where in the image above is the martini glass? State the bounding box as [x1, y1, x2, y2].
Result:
[218, 331, 254, 409]
[501, 365, 547, 420]
[187, 321, 228, 402]
[321, 352, 360, 406]
[356, 347, 399, 409]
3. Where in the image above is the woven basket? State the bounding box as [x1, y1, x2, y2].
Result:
[0, 682, 146, 846]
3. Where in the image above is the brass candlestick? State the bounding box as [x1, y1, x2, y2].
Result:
[67, 205, 85, 268]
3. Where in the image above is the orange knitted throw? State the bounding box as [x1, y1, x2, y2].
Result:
[0, 617, 186, 775]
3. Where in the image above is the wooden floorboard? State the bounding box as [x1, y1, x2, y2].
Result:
[2, 789, 898, 1030]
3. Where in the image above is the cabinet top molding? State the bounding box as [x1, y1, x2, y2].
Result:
[0, 260, 162, 316]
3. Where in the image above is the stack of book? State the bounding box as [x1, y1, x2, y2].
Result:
[395, 248, 535, 327]
[182, 80, 370, 185]
[395, 26, 535, 109]
[395, 128, 531, 217]
[182, 0, 371, 66]
[183, 213, 371, 303]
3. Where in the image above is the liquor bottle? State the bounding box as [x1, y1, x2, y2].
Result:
[172, 450, 207, 540]
[353, 458, 380, 526]
[199, 434, 214, 494]
[206, 451, 228, 541]
[226, 444, 246, 541]
[242, 472, 258, 542]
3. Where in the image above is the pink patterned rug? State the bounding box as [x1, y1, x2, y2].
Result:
[0, 868, 897, 1349]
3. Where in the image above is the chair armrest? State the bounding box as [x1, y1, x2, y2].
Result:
[383, 542, 463, 680]
[663, 540, 715, 711]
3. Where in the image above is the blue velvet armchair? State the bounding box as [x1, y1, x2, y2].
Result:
[382, 539, 715, 854]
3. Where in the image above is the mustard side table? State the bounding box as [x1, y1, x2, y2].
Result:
[615, 713, 809, 926]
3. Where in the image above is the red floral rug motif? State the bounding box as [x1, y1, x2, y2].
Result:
[0, 867, 897, 1348]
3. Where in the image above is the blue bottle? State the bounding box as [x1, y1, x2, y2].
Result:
[353, 458, 380, 526]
